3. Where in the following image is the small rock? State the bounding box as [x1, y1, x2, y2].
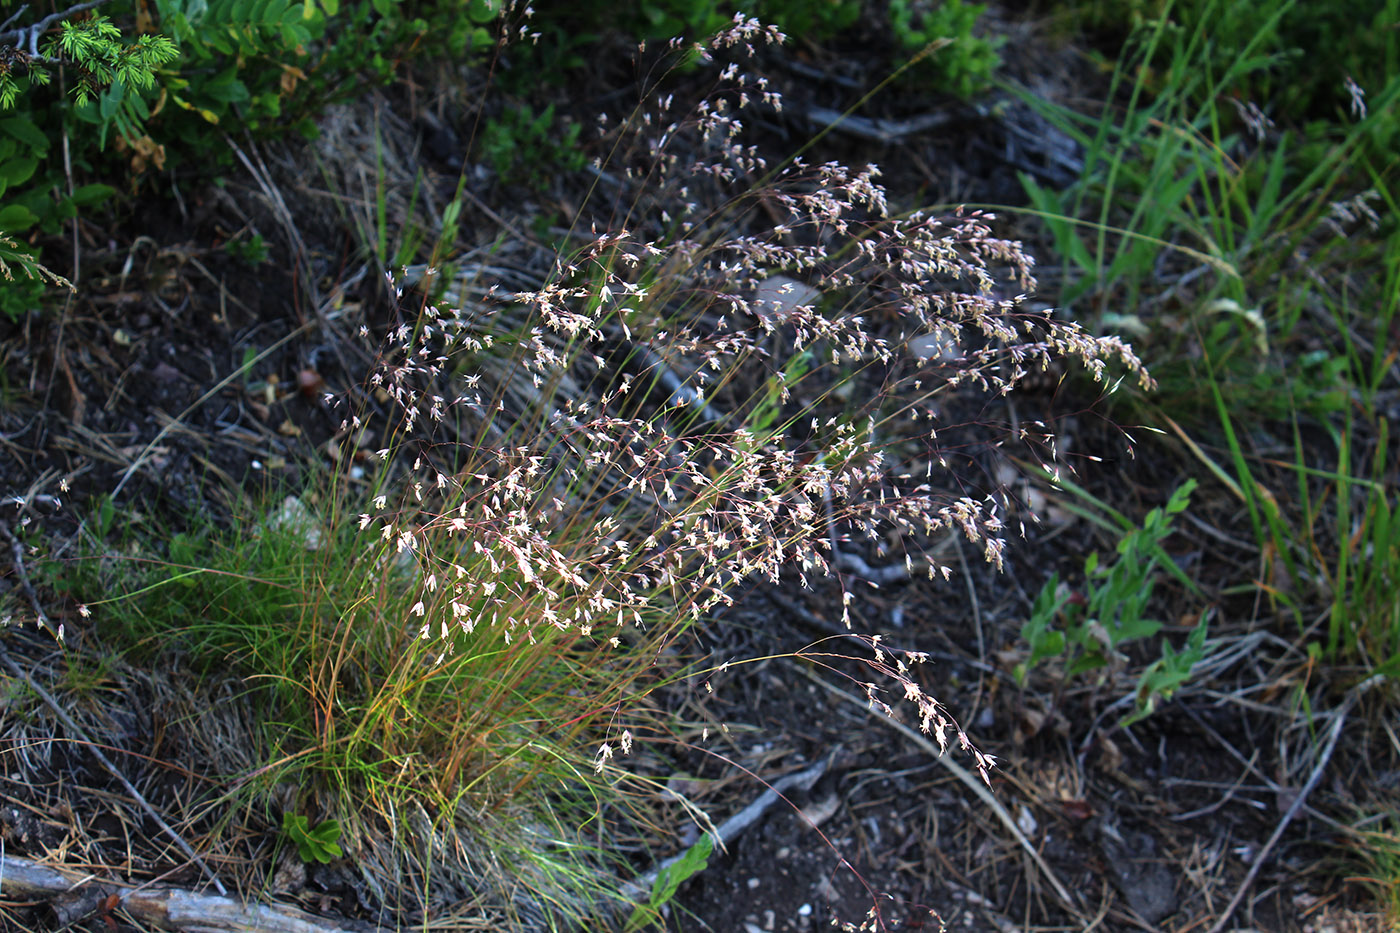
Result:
[267, 495, 324, 550]
[1095, 820, 1178, 924]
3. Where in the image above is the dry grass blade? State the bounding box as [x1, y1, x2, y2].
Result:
[111, 323, 313, 496]
[1206, 676, 1384, 933]
[1, 519, 62, 641]
[790, 661, 1084, 919]
[0, 644, 226, 896]
[224, 132, 320, 312]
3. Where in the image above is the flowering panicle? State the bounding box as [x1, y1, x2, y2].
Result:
[347, 17, 1149, 784]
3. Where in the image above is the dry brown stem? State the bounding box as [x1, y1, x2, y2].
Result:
[0, 854, 377, 932]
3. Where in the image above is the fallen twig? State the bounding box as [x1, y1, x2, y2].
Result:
[944, 880, 1028, 933]
[623, 757, 829, 901]
[833, 549, 913, 585]
[0, 854, 377, 932]
[801, 104, 961, 144]
[707, 757, 829, 850]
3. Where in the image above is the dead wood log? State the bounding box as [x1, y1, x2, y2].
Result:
[0, 854, 381, 933]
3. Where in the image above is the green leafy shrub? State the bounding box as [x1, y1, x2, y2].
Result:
[0, 13, 169, 227]
[0, 0, 510, 320]
[152, 0, 500, 143]
[0, 11, 150, 316]
[889, 0, 1002, 98]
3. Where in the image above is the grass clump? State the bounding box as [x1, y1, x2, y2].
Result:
[51, 487, 634, 924]
[1014, 0, 1399, 671]
[34, 14, 1155, 929]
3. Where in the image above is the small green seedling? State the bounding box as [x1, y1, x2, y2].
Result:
[625, 832, 713, 931]
[1127, 610, 1210, 725]
[282, 813, 343, 864]
[225, 233, 269, 267]
[1018, 480, 1210, 724]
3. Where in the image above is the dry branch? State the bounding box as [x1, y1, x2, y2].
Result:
[0, 854, 380, 933]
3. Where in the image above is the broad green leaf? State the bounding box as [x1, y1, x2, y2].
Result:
[0, 117, 48, 153]
[0, 203, 38, 232]
[651, 832, 712, 905]
[71, 184, 117, 207]
[1, 156, 38, 186]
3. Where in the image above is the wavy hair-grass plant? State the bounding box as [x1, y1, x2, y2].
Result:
[334, 13, 1152, 926]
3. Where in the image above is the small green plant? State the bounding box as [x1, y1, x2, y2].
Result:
[0, 231, 72, 320]
[281, 813, 344, 864]
[1017, 480, 1209, 723]
[479, 103, 587, 188]
[889, 0, 1003, 98]
[624, 832, 713, 931]
[224, 232, 269, 267]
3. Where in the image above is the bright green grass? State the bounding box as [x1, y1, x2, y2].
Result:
[1009, 0, 1399, 672]
[45, 486, 647, 926]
